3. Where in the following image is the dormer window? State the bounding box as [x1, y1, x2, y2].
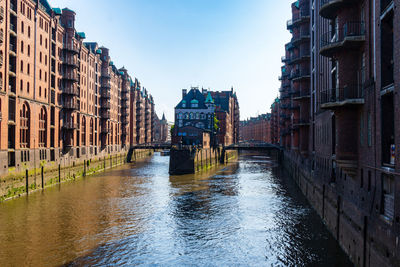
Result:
[191, 99, 199, 108]
[182, 100, 186, 108]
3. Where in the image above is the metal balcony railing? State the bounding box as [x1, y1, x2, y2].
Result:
[289, 68, 311, 80]
[63, 43, 79, 54]
[63, 100, 79, 110]
[63, 56, 79, 67]
[101, 111, 110, 119]
[101, 90, 111, 98]
[63, 72, 79, 81]
[62, 121, 76, 129]
[0, 7, 4, 22]
[320, 21, 365, 50]
[320, 85, 364, 107]
[62, 85, 79, 95]
[101, 101, 111, 109]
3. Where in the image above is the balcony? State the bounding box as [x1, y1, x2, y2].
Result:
[281, 55, 289, 63]
[9, 43, 16, 56]
[289, 68, 310, 81]
[62, 121, 76, 130]
[62, 85, 79, 95]
[0, 29, 3, 44]
[286, 19, 293, 30]
[101, 82, 111, 89]
[293, 9, 310, 24]
[100, 101, 111, 109]
[100, 127, 109, 134]
[121, 128, 128, 135]
[63, 56, 79, 68]
[320, 22, 365, 57]
[63, 100, 79, 110]
[63, 72, 79, 82]
[320, 0, 360, 19]
[101, 111, 110, 119]
[293, 90, 311, 100]
[121, 117, 129, 125]
[320, 85, 364, 109]
[101, 90, 111, 98]
[291, 29, 311, 45]
[63, 43, 79, 54]
[121, 102, 128, 109]
[101, 72, 111, 79]
[10, 1, 17, 14]
[0, 7, 4, 23]
[293, 118, 310, 127]
[288, 49, 311, 65]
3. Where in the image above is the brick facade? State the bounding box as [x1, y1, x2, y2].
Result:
[240, 114, 271, 143]
[0, 1, 156, 175]
[273, 0, 400, 266]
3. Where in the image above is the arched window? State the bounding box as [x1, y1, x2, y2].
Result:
[20, 103, 30, 148]
[20, 60, 23, 72]
[89, 118, 94, 146]
[20, 41, 24, 53]
[178, 113, 183, 119]
[81, 116, 86, 146]
[27, 45, 30, 56]
[189, 113, 194, 119]
[196, 113, 200, 119]
[39, 107, 47, 147]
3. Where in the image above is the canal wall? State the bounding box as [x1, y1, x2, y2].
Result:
[0, 149, 153, 202]
[169, 147, 237, 175]
[282, 151, 398, 267]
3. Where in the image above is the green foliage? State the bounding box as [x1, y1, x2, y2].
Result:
[170, 124, 175, 136]
[213, 115, 219, 131]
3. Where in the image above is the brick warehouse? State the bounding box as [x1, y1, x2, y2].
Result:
[240, 113, 272, 143]
[272, 0, 400, 266]
[0, 0, 156, 176]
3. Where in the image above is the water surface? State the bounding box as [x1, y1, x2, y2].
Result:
[0, 153, 352, 266]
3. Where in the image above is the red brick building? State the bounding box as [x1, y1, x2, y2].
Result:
[0, 1, 156, 175]
[240, 114, 271, 143]
[173, 87, 239, 147]
[273, 0, 400, 266]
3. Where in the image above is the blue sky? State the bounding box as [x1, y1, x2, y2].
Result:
[50, 0, 293, 121]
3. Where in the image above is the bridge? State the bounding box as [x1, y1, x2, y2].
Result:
[129, 142, 282, 152]
[224, 142, 282, 151]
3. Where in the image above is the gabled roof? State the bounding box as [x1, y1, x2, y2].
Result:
[176, 88, 207, 109]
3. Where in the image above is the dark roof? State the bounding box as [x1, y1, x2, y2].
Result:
[210, 91, 233, 112]
[175, 88, 207, 109]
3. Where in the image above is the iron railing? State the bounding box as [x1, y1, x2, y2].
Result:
[320, 85, 364, 105]
[320, 21, 365, 48]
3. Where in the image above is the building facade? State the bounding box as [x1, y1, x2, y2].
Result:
[274, 0, 400, 266]
[0, 0, 156, 175]
[240, 114, 271, 143]
[172, 87, 239, 147]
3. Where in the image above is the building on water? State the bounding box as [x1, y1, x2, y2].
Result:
[172, 87, 239, 147]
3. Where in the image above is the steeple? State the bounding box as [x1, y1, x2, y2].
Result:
[161, 113, 166, 121]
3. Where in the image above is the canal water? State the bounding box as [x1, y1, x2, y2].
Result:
[0, 153, 352, 266]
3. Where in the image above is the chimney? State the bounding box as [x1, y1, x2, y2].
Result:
[202, 88, 207, 94]
[182, 89, 187, 98]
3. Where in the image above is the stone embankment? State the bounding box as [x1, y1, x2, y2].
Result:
[0, 149, 153, 202]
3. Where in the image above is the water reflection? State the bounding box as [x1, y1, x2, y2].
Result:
[0, 153, 352, 266]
